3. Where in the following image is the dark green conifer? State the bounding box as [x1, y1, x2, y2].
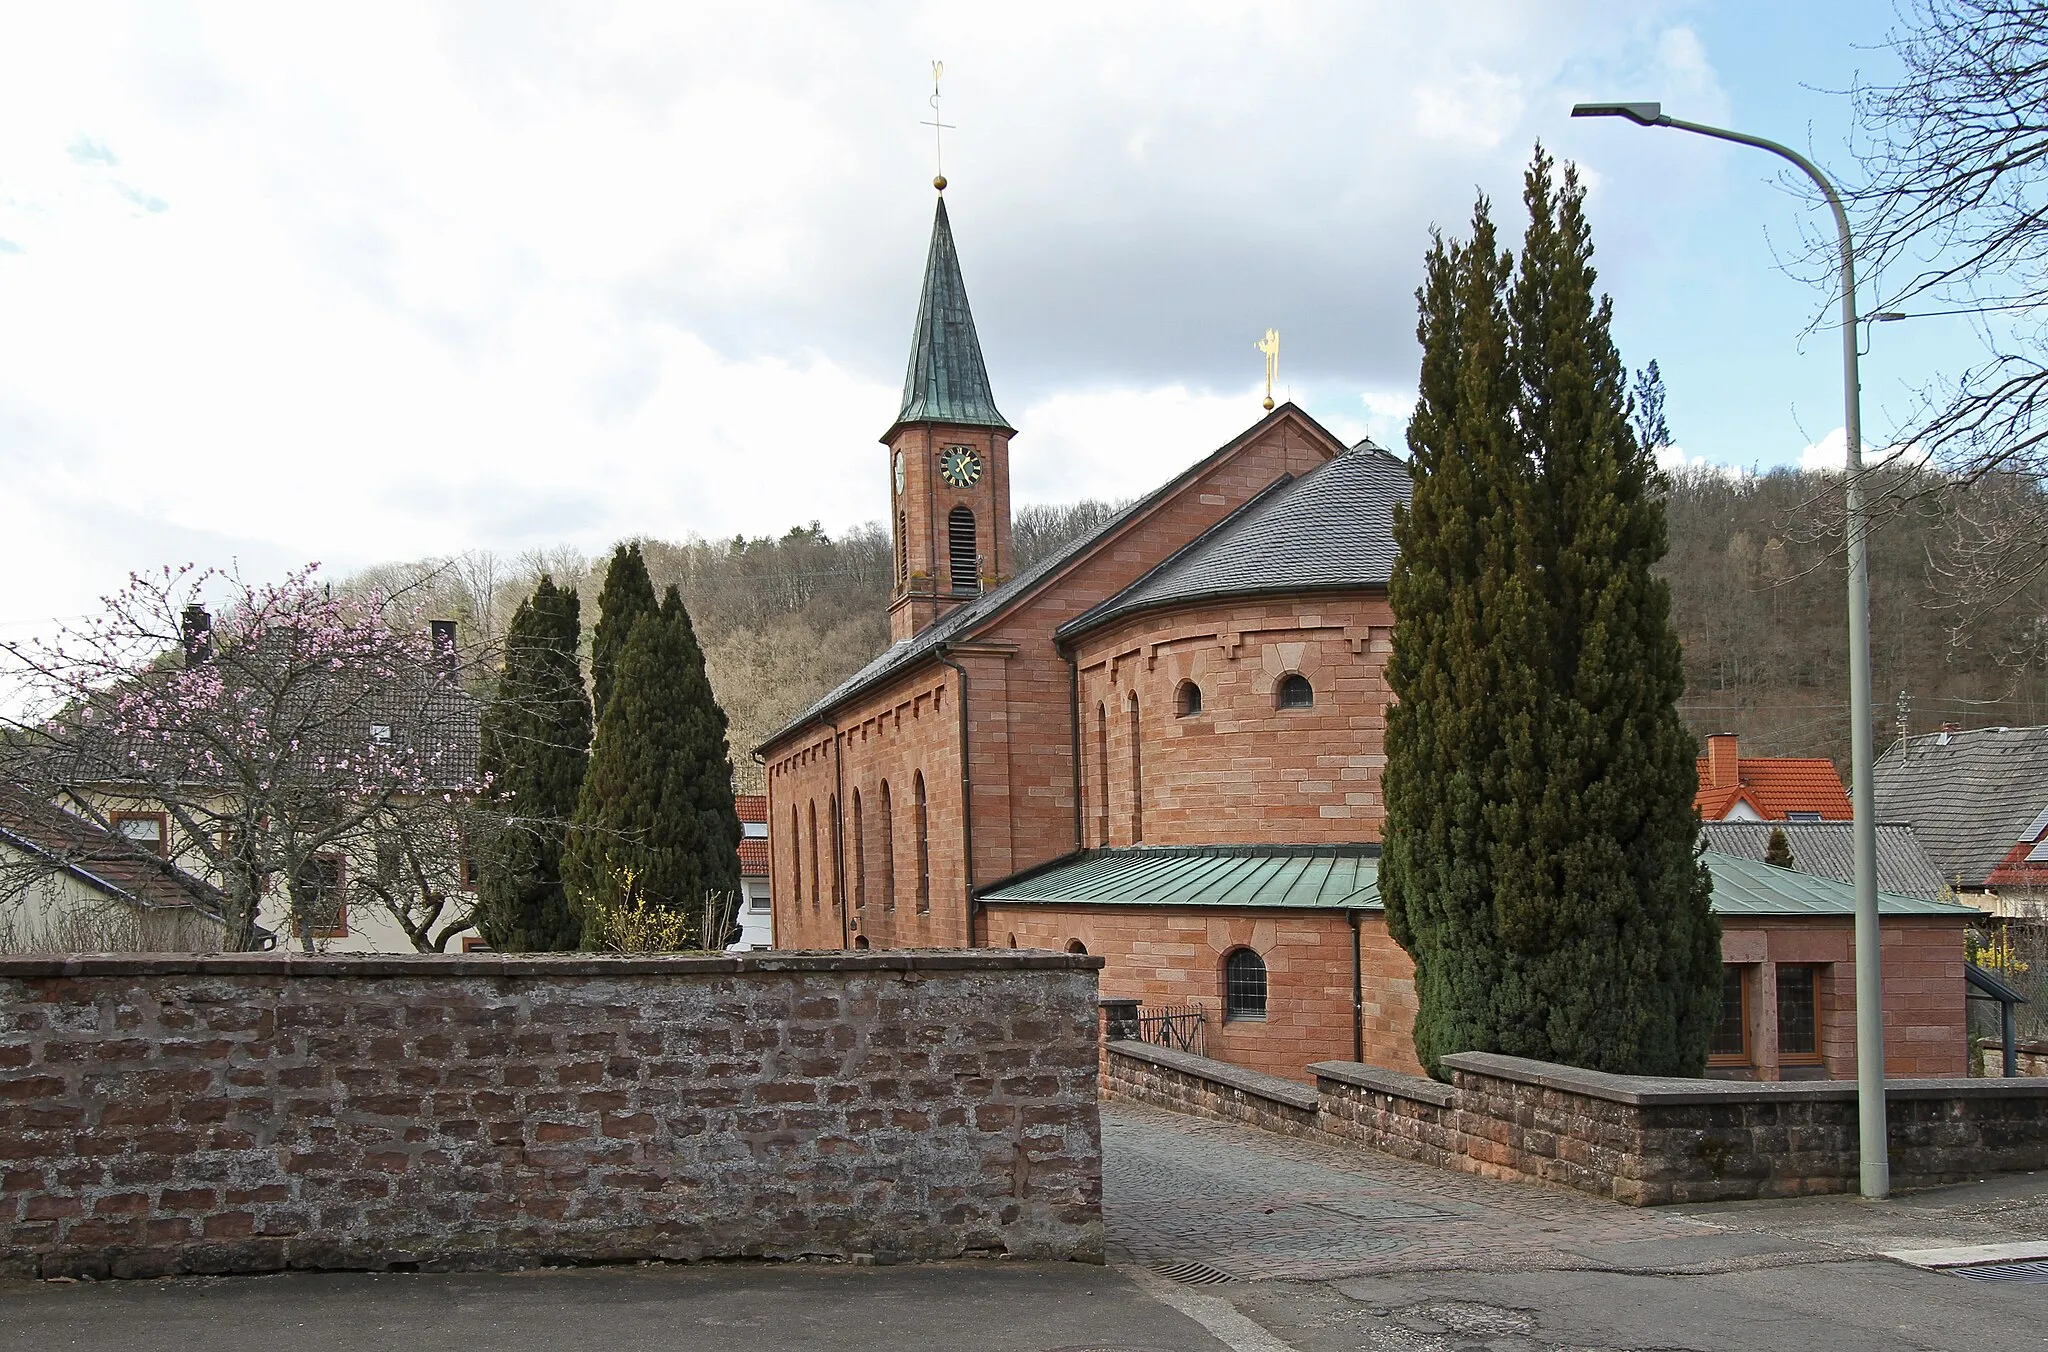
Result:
[1382, 194, 1548, 1075]
[476, 577, 591, 952]
[591, 542, 656, 725]
[1385, 148, 1719, 1078]
[563, 584, 742, 945]
[1765, 827, 1795, 869]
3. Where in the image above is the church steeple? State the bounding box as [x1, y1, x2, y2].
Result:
[883, 193, 1016, 643]
[886, 197, 1013, 442]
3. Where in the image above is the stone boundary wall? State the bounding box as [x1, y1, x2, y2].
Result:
[1104, 1040, 2048, 1205]
[1, 951, 1105, 1279]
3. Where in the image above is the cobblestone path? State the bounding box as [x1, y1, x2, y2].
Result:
[1101, 1100, 1810, 1281]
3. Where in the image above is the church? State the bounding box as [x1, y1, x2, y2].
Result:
[759, 187, 1972, 1086]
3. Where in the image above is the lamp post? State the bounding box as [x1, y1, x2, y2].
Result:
[1571, 101, 1889, 1200]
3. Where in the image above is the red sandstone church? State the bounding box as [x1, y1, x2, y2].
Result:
[759, 191, 1972, 1086]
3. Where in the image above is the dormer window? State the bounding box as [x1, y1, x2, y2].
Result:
[369, 724, 392, 745]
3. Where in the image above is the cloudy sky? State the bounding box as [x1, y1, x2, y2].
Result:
[0, 1, 1955, 634]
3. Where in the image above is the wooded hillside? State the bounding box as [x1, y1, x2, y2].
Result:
[351, 470, 2048, 793]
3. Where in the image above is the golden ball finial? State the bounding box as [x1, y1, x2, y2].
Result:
[1262, 396, 1276, 411]
[933, 174, 947, 191]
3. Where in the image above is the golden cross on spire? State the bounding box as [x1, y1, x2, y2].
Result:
[1255, 328, 1280, 410]
[922, 60, 955, 191]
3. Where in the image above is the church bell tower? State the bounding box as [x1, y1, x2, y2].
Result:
[883, 190, 1014, 642]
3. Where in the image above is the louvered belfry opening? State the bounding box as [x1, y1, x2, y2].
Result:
[948, 506, 979, 595]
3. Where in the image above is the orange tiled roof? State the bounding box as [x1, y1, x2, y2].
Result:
[735, 793, 766, 824]
[738, 837, 769, 875]
[1693, 756, 1852, 821]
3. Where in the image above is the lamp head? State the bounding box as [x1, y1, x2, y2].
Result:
[1873, 311, 1908, 322]
[1570, 101, 1665, 126]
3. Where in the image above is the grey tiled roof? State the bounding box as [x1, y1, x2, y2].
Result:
[1873, 726, 2048, 888]
[759, 405, 1345, 752]
[1054, 442, 1410, 640]
[886, 196, 1011, 440]
[1697, 821, 1949, 902]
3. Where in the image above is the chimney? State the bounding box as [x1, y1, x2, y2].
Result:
[1939, 721, 1961, 746]
[1706, 733, 1740, 789]
[429, 620, 458, 675]
[181, 605, 212, 666]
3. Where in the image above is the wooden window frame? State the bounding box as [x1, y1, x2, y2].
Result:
[1707, 964, 1751, 1067]
[293, 852, 349, 941]
[110, 810, 169, 858]
[1776, 964, 1826, 1067]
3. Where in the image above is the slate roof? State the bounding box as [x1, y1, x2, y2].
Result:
[885, 195, 1012, 442]
[1873, 725, 2048, 889]
[1055, 442, 1411, 641]
[1697, 821, 1949, 902]
[759, 405, 1346, 752]
[978, 844, 1972, 920]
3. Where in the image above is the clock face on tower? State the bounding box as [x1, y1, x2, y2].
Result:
[893, 450, 905, 495]
[937, 445, 983, 489]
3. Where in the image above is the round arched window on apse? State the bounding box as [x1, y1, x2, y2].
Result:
[1066, 939, 1089, 955]
[1224, 947, 1268, 1021]
[1175, 679, 1203, 717]
[1276, 673, 1314, 710]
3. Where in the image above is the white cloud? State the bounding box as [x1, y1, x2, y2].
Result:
[1799, 428, 1848, 473]
[0, 1, 1723, 638]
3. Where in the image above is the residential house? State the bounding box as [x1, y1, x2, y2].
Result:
[1874, 724, 2048, 918]
[729, 793, 774, 951]
[1694, 733, 1852, 822]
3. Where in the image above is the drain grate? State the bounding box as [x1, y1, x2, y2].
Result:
[1155, 1259, 1234, 1285]
[1948, 1259, 2048, 1284]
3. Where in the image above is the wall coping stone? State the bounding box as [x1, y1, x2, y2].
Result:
[0, 949, 1105, 980]
[1442, 1051, 2048, 1106]
[1308, 1059, 1456, 1108]
[1107, 1040, 1318, 1110]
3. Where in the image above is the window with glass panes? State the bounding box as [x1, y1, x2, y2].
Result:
[1707, 965, 1749, 1064]
[1223, 947, 1267, 1022]
[1776, 965, 1823, 1063]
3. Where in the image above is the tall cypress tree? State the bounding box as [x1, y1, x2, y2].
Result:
[1382, 195, 1548, 1076]
[476, 577, 592, 952]
[563, 584, 741, 945]
[1500, 148, 1718, 1076]
[591, 542, 656, 725]
[1385, 149, 1718, 1078]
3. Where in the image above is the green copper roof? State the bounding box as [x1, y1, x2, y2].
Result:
[979, 845, 1382, 910]
[887, 195, 1011, 441]
[978, 846, 1974, 919]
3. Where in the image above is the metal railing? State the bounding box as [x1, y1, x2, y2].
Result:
[1134, 1004, 1206, 1058]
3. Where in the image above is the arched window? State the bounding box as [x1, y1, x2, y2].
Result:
[851, 789, 866, 911]
[827, 793, 842, 911]
[913, 771, 931, 912]
[1128, 692, 1144, 843]
[1224, 948, 1268, 1022]
[1175, 680, 1202, 717]
[948, 507, 979, 596]
[853, 935, 870, 950]
[789, 805, 802, 908]
[1277, 673, 1314, 709]
[1007, 934, 1018, 948]
[880, 781, 896, 911]
[807, 800, 820, 910]
[1066, 939, 1088, 955]
[1095, 702, 1110, 847]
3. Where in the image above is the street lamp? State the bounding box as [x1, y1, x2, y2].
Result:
[1572, 100, 1890, 1200]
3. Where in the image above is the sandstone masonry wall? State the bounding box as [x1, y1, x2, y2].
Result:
[0, 951, 1104, 1279]
[1105, 1039, 2048, 1206]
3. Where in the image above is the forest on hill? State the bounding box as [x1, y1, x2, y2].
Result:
[351, 469, 2048, 793]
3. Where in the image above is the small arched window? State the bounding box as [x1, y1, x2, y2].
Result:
[827, 793, 842, 910]
[1066, 938, 1088, 956]
[1095, 702, 1110, 846]
[853, 934, 871, 950]
[1276, 673, 1314, 710]
[948, 507, 979, 596]
[1175, 680, 1203, 717]
[789, 805, 802, 908]
[913, 771, 931, 913]
[1224, 947, 1268, 1021]
[807, 800, 820, 910]
[851, 788, 866, 910]
[1128, 692, 1144, 843]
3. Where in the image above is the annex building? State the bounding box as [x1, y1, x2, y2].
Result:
[758, 189, 1973, 1085]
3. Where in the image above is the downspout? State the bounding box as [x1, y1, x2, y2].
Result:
[933, 645, 977, 947]
[1349, 909, 1364, 1064]
[827, 716, 849, 951]
[1064, 645, 1084, 853]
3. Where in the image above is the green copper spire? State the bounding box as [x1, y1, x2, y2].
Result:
[887, 195, 1012, 441]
